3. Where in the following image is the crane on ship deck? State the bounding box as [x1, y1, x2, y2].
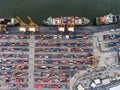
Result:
[27, 16, 39, 34]
[16, 16, 29, 34]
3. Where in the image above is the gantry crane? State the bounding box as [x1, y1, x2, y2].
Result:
[114, 72, 120, 77]
[16, 16, 29, 34]
[58, 16, 65, 35]
[67, 23, 75, 35]
[92, 54, 97, 67]
[13, 68, 19, 79]
[12, 64, 25, 79]
[58, 24, 65, 35]
[27, 16, 39, 34]
[0, 24, 9, 34]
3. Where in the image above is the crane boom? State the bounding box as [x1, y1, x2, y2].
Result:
[27, 16, 39, 32]
[27, 16, 39, 27]
[67, 23, 74, 35]
[16, 16, 29, 33]
[16, 16, 28, 28]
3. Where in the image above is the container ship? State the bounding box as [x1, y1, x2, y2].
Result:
[43, 16, 90, 25]
[0, 18, 19, 25]
[96, 13, 120, 25]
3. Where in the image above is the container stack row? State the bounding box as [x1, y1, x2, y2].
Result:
[34, 34, 94, 89]
[0, 35, 30, 89]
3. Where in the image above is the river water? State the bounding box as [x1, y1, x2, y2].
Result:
[0, 0, 120, 25]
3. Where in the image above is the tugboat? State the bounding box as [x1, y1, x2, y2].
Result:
[43, 16, 90, 25]
[96, 13, 120, 25]
[0, 18, 19, 26]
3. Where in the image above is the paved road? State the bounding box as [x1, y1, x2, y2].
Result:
[28, 35, 35, 90]
[3, 24, 119, 35]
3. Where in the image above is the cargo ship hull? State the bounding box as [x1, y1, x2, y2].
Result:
[0, 18, 19, 26]
[96, 13, 120, 25]
[43, 16, 90, 26]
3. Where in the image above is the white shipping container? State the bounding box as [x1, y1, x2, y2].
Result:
[79, 19, 82, 24]
[52, 18, 56, 25]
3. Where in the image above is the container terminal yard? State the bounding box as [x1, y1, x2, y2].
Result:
[0, 22, 120, 90]
[1, 0, 120, 90]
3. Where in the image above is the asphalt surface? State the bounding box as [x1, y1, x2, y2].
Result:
[3, 24, 119, 35]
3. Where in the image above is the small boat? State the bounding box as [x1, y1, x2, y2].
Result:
[43, 16, 90, 25]
[0, 18, 19, 26]
[96, 13, 120, 25]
